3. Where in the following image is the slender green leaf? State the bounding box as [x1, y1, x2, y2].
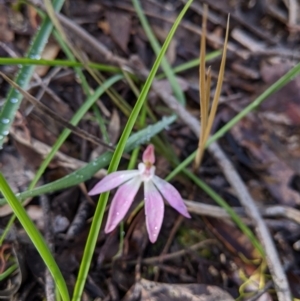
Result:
[0, 57, 120, 73]
[0, 174, 70, 301]
[0, 264, 18, 281]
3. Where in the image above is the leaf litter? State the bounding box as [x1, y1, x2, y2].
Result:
[1, 0, 300, 300]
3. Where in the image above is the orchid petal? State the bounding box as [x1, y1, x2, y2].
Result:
[142, 144, 155, 164]
[88, 170, 140, 195]
[144, 180, 164, 243]
[152, 176, 191, 218]
[105, 176, 142, 233]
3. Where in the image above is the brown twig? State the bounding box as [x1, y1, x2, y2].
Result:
[127, 239, 217, 266]
[66, 196, 92, 239]
[185, 200, 300, 225]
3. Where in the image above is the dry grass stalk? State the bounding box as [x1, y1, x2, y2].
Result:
[194, 5, 230, 169]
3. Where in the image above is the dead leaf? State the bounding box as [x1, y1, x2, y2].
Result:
[27, 205, 44, 229]
[36, 42, 60, 76]
[123, 278, 234, 301]
[0, 148, 34, 195]
[0, 4, 14, 42]
[231, 117, 300, 206]
[98, 20, 110, 35]
[108, 109, 120, 145]
[27, 5, 38, 29]
[205, 217, 261, 260]
[260, 61, 300, 125]
[90, 109, 120, 160]
[105, 10, 131, 53]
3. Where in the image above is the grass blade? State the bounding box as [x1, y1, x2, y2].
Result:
[0, 173, 70, 301]
[0, 57, 120, 73]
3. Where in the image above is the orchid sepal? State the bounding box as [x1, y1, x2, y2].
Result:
[88, 170, 140, 196]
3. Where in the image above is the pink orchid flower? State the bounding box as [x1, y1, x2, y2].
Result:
[89, 144, 191, 243]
